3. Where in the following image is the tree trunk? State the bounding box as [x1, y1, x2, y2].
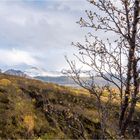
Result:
[121, 56, 139, 135]
[119, 46, 134, 129]
[120, 0, 139, 135]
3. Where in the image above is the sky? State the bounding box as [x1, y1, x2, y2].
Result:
[0, 0, 119, 73]
[0, 0, 95, 72]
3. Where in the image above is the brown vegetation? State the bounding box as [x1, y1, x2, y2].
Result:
[0, 73, 140, 139]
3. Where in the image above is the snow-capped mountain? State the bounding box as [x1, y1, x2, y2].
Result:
[24, 67, 63, 77]
[4, 69, 29, 78]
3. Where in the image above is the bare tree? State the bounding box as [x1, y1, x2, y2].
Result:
[63, 58, 117, 138]
[64, 0, 140, 137]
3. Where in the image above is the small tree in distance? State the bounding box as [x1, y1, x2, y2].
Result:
[63, 0, 140, 138]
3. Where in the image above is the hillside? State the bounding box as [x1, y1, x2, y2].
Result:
[0, 74, 140, 139]
[0, 74, 104, 139]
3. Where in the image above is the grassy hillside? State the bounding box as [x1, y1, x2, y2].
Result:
[0, 74, 105, 139]
[0, 74, 140, 139]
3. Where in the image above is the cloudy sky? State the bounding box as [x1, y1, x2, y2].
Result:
[0, 0, 96, 72]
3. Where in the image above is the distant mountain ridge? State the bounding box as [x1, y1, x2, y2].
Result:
[3, 67, 62, 78]
[4, 69, 29, 78]
[35, 75, 112, 87]
[2, 68, 121, 87]
[35, 76, 78, 87]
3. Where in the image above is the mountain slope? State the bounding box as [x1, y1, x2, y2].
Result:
[0, 74, 103, 139]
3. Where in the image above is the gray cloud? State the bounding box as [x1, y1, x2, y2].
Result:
[0, 0, 117, 71]
[0, 0, 92, 70]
